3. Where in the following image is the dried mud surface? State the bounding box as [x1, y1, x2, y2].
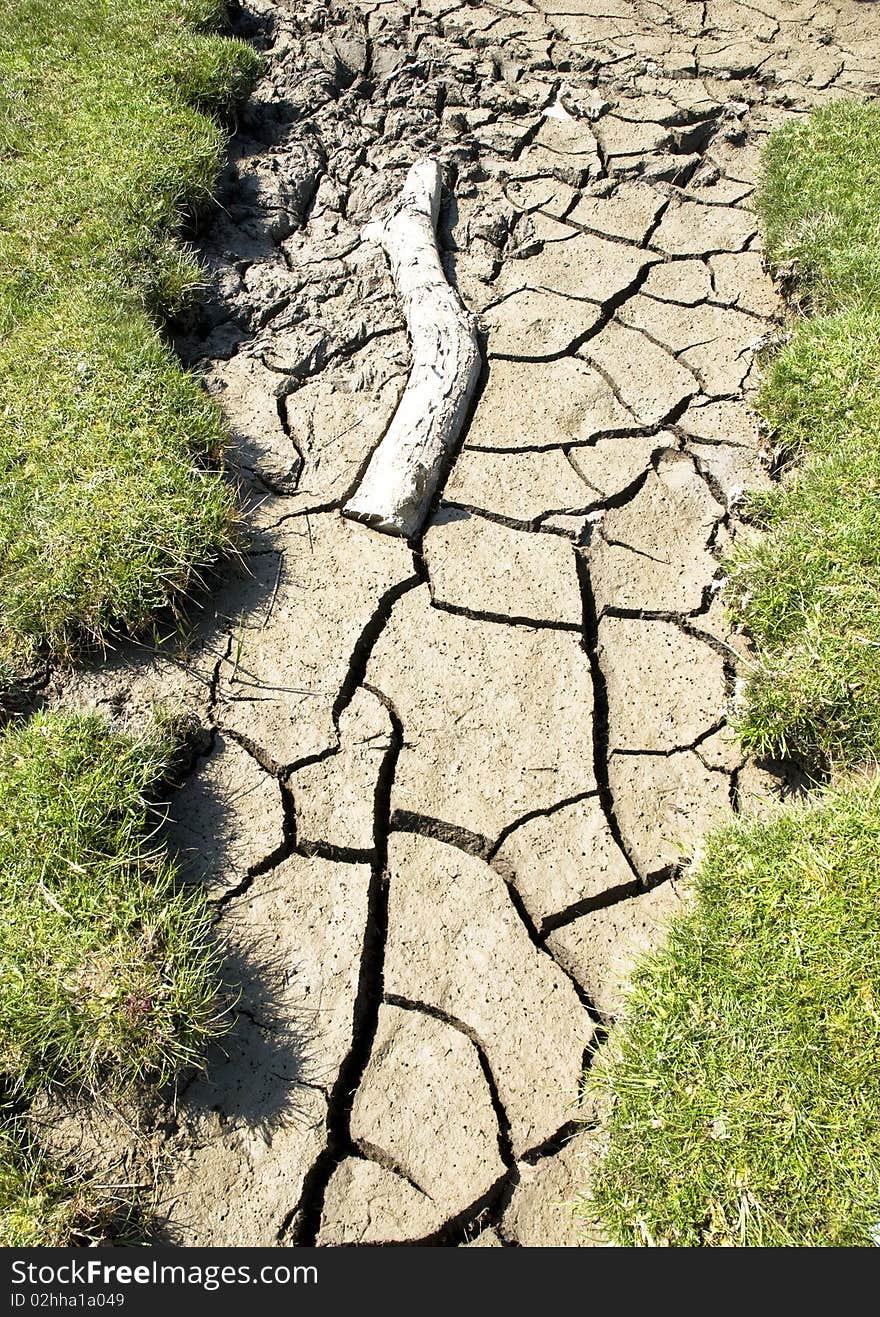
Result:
[36, 0, 880, 1247]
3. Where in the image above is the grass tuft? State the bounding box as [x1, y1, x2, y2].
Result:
[0, 0, 261, 682]
[726, 104, 880, 767]
[0, 1121, 137, 1246]
[0, 1126, 86, 1247]
[0, 711, 225, 1097]
[757, 100, 880, 314]
[582, 780, 880, 1247]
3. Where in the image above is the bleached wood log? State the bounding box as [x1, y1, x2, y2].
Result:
[343, 158, 481, 538]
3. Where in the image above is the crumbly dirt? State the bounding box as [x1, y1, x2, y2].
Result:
[32, 0, 880, 1247]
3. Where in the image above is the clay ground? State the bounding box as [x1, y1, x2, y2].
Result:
[33, 0, 880, 1246]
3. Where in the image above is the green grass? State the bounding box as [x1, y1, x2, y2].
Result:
[582, 780, 880, 1247]
[0, 1124, 119, 1246]
[0, 709, 226, 1243]
[0, 0, 261, 682]
[1, 1128, 85, 1246]
[727, 309, 880, 765]
[0, 711, 224, 1096]
[724, 103, 880, 767]
[757, 100, 880, 315]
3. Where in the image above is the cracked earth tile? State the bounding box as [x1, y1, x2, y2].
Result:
[567, 181, 667, 245]
[678, 396, 763, 449]
[206, 354, 301, 492]
[736, 759, 793, 821]
[446, 448, 594, 522]
[688, 438, 771, 503]
[704, 0, 780, 42]
[495, 230, 655, 306]
[689, 592, 754, 667]
[546, 878, 685, 1018]
[280, 337, 408, 510]
[703, 138, 763, 187]
[451, 188, 517, 251]
[504, 177, 579, 216]
[161, 1017, 326, 1245]
[567, 431, 667, 501]
[696, 41, 775, 81]
[641, 258, 713, 306]
[608, 749, 732, 879]
[493, 794, 632, 929]
[650, 196, 757, 256]
[502, 1133, 608, 1246]
[599, 616, 727, 753]
[536, 112, 602, 166]
[424, 508, 582, 626]
[589, 451, 724, 614]
[542, 513, 592, 536]
[532, 0, 637, 18]
[290, 685, 391, 853]
[647, 62, 715, 94]
[215, 514, 414, 767]
[258, 319, 343, 379]
[445, 248, 501, 314]
[384, 832, 591, 1156]
[695, 725, 745, 774]
[516, 210, 582, 247]
[509, 142, 600, 189]
[484, 288, 603, 357]
[709, 250, 779, 318]
[221, 852, 372, 1086]
[618, 295, 760, 397]
[465, 356, 637, 451]
[475, 116, 541, 158]
[579, 321, 697, 426]
[592, 115, 670, 159]
[349, 1005, 506, 1228]
[317, 1158, 438, 1245]
[603, 93, 677, 126]
[366, 586, 596, 836]
[684, 174, 755, 207]
[549, 14, 641, 49]
[787, 48, 845, 88]
[166, 733, 285, 897]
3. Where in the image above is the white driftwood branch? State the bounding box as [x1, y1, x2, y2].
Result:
[343, 158, 481, 538]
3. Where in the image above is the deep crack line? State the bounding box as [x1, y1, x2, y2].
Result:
[284, 686, 403, 1246]
[390, 810, 492, 861]
[573, 548, 643, 885]
[331, 573, 422, 729]
[539, 877, 649, 937]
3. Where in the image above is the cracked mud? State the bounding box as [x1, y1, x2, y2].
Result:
[39, 0, 880, 1247]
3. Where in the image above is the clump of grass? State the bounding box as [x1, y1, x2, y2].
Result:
[0, 1126, 86, 1246]
[725, 103, 880, 766]
[0, 0, 261, 682]
[0, 711, 224, 1096]
[727, 309, 880, 765]
[757, 100, 880, 314]
[0, 1117, 151, 1246]
[0, 1122, 133, 1246]
[0, 284, 233, 673]
[582, 779, 880, 1247]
